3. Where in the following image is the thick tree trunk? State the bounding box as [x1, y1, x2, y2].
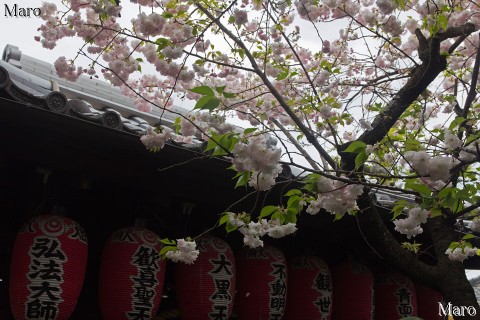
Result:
[440, 273, 480, 320]
[355, 194, 480, 319]
[427, 216, 480, 319]
[337, 22, 479, 319]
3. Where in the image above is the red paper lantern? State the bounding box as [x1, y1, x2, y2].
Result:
[375, 273, 417, 319]
[415, 283, 444, 320]
[9, 215, 88, 320]
[98, 227, 166, 320]
[332, 261, 374, 320]
[175, 236, 236, 320]
[284, 256, 332, 320]
[235, 244, 288, 320]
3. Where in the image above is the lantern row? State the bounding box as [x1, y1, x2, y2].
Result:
[9, 215, 444, 320]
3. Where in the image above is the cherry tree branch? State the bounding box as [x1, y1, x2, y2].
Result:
[271, 118, 321, 170]
[263, 2, 340, 145]
[340, 23, 476, 163]
[355, 193, 440, 288]
[76, 50, 234, 156]
[462, 33, 480, 120]
[339, 24, 477, 290]
[451, 199, 480, 219]
[196, 3, 338, 170]
[185, 50, 256, 72]
[280, 161, 421, 196]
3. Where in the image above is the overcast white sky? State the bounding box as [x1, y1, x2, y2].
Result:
[0, 0, 68, 63]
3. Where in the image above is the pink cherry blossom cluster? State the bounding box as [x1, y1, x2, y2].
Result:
[120, 74, 174, 113]
[54, 57, 83, 82]
[36, 3, 75, 49]
[165, 239, 199, 264]
[445, 246, 478, 262]
[228, 212, 297, 248]
[232, 135, 283, 191]
[393, 207, 429, 239]
[140, 126, 173, 151]
[306, 176, 364, 217]
[404, 151, 458, 182]
[35, 0, 480, 264]
[459, 146, 478, 162]
[444, 130, 462, 150]
[188, 113, 236, 137]
[470, 219, 480, 232]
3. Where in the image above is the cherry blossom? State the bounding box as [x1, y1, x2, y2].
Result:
[36, 0, 480, 305]
[165, 239, 200, 264]
[393, 207, 429, 239]
[446, 247, 479, 262]
[140, 126, 173, 151]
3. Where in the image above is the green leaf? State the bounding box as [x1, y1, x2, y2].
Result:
[449, 117, 465, 130]
[205, 137, 218, 152]
[429, 207, 442, 218]
[439, 187, 456, 200]
[160, 238, 176, 245]
[174, 117, 181, 133]
[260, 206, 277, 219]
[448, 241, 459, 250]
[243, 128, 257, 135]
[355, 152, 368, 169]
[276, 71, 289, 81]
[99, 12, 108, 21]
[214, 134, 238, 156]
[271, 211, 285, 224]
[155, 37, 172, 51]
[237, 49, 245, 60]
[344, 141, 367, 154]
[303, 173, 321, 192]
[287, 195, 303, 213]
[393, 0, 407, 10]
[219, 214, 229, 226]
[215, 86, 226, 94]
[392, 200, 410, 220]
[190, 85, 215, 96]
[463, 233, 475, 240]
[160, 246, 176, 256]
[437, 13, 448, 31]
[285, 210, 297, 223]
[405, 180, 431, 197]
[223, 91, 236, 99]
[194, 96, 220, 111]
[285, 189, 302, 197]
[225, 222, 237, 233]
[402, 241, 422, 254]
[235, 172, 251, 188]
[466, 132, 480, 144]
[404, 139, 421, 151]
[206, 132, 239, 156]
